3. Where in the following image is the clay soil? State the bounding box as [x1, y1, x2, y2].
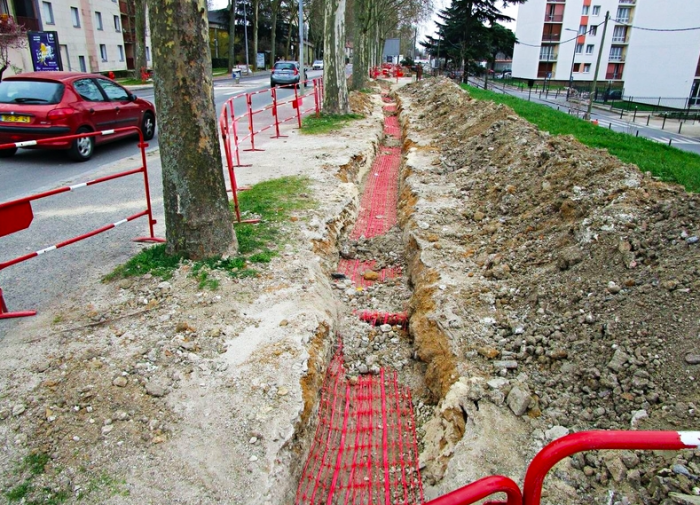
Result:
[1, 78, 699, 505]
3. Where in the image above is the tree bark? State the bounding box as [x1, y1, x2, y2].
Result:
[323, 0, 349, 114]
[147, 0, 237, 260]
[350, 0, 369, 91]
[270, 0, 282, 64]
[134, 0, 148, 79]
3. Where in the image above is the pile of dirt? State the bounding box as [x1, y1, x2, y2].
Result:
[398, 78, 700, 504]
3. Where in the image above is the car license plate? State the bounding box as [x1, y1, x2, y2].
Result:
[1, 115, 30, 123]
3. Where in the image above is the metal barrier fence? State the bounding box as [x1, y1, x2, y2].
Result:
[218, 78, 324, 223]
[423, 430, 700, 505]
[0, 127, 164, 319]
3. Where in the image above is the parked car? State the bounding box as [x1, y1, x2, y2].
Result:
[312, 60, 324, 70]
[270, 61, 308, 88]
[0, 71, 156, 161]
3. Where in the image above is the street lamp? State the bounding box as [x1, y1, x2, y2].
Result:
[564, 28, 578, 101]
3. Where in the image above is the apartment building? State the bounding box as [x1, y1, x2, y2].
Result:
[1, 0, 150, 77]
[511, 0, 700, 100]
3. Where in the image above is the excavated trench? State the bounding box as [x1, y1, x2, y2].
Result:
[290, 85, 450, 504]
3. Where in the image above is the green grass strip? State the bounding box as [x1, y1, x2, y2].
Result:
[104, 176, 314, 284]
[301, 113, 363, 134]
[463, 84, 700, 193]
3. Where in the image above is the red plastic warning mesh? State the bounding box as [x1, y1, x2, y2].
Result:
[295, 353, 424, 505]
[384, 117, 400, 139]
[381, 95, 393, 103]
[358, 311, 409, 328]
[383, 104, 397, 113]
[350, 147, 401, 240]
[337, 259, 401, 287]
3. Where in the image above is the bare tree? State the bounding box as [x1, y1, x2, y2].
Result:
[147, 0, 238, 259]
[269, 0, 282, 63]
[0, 13, 27, 81]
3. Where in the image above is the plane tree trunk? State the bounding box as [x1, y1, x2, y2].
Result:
[322, 0, 349, 113]
[147, 0, 238, 259]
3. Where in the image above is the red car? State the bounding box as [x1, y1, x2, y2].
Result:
[0, 71, 156, 161]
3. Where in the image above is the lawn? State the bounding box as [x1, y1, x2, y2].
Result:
[464, 84, 700, 193]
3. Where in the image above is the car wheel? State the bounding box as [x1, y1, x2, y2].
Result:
[68, 127, 95, 162]
[270, 80, 275, 88]
[141, 112, 156, 141]
[0, 147, 17, 158]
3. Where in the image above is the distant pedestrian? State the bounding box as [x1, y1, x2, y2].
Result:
[416, 64, 423, 81]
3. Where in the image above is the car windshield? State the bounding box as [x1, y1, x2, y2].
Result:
[0, 80, 64, 104]
[275, 63, 296, 71]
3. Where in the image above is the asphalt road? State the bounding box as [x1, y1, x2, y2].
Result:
[0, 69, 322, 332]
[0, 69, 323, 203]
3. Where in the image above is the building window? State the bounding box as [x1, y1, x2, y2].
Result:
[592, 5, 601, 16]
[146, 47, 151, 61]
[583, 63, 591, 73]
[578, 25, 587, 36]
[589, 26, 597, 36]
[118, 45, 124, 62]
[612, 26, 627, 43]
[100, 44, 107, 61]
[95, 12, 103, 30]
[586, 44, 594, 54]
[79, 55, 87, 72]
[114, 15, 121, 32]
[575, 43, 583, 54]
[582, 5, 589, 15]
[609, 47, 623, 61]
[71, 6, 80, 27]
[42, 1, 54, 24]
[616, 7, 631, 23]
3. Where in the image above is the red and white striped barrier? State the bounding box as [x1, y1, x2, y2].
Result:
[218, 78, 324, 224]
[0, 127, 164, 319]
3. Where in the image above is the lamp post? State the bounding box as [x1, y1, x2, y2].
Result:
[565, 28, 578, 101]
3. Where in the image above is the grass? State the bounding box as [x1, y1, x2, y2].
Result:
[4, 453, 69, 504]
[463, 84, 700, 193]
[301, 113, 364, 134]
[104, 176, 314, 285]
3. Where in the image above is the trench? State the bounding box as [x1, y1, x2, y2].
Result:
[293, 86, 442, 504]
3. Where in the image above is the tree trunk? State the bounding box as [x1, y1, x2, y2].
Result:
[228, 0, 236, 71]
[350, 0, 369, 91]
[270, 0, 281, 64]
[147, 0, 237, 260]
[323, 0, 349, 114]
[134, 0, 148, 79]
[253, 0, 259, 69]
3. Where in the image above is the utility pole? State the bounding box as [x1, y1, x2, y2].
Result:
[298, 0, 304, 91]
[586, 11, 609, 120]
[243, 1, 250, 74]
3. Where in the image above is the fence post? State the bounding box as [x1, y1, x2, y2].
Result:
[662, 115, 667, 130]
[633, 106, 637, 122]
[293, 85, 302, 129]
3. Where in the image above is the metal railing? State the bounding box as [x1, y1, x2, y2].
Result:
[544, 15, 563, 22]
[538, 52, 558, 61]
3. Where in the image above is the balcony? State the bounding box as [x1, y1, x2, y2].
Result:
[537, 70, 553, 78]
[544, 15, 564, 22]
[606, 72, 623, 79]
[619, 0, 635, 4]
[609, 54, 625, 62]
[611, 36, 628, 43]
[542, 33, 561, 42]
[546, 0, 565, 3]
[539, 52, 558, 61]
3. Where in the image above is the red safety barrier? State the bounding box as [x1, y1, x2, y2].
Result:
[425, 476, 523, 505]
[422, 430, 700, 505]
[0, 127, 164, 319]
[218, 78, 324, 224]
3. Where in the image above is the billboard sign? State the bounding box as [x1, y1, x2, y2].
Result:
[27, 31, 63, 71]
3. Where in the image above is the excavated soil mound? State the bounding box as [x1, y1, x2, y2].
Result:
[398, 79, 700, 504]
